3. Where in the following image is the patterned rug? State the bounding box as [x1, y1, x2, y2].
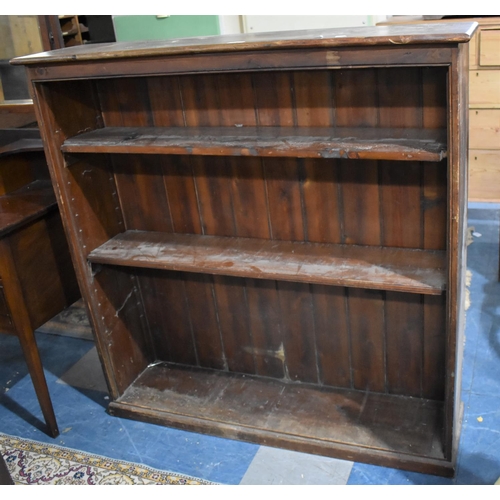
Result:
[0, 433, 216, 485]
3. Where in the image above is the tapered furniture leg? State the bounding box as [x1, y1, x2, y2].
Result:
[0, 239, 59, 438]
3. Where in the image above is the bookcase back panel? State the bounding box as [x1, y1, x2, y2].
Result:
[91, 68, 447, 130]
[127, 267, 446, 400]
[103, 154, 447, 250]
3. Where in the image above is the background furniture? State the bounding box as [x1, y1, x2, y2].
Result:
[17, 22, 474, 475]
[379, 16, 500, 202]
[55, 16, 116, 48]
[0, 125, 80, 438]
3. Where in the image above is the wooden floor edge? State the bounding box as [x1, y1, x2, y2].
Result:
[108, 401, 455, 478]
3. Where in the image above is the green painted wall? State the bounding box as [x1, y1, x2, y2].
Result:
[113, 15, 220, 41]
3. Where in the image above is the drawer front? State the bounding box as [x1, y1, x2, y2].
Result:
[469, 150, 500, 201]
[470, 110, 500, 149]
[470, 70, 500, 108]
[480, 29, 500, 66]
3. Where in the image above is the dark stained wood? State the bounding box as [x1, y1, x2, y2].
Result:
[0, 101, 37, 129]
[253, 72, 294, 127]
[0, 236, 61, 438]
[22, 25, 473, 475]
[20, 46, 456, 83]
[302, 158, 342, 244]
[244, 278, 284, 378]
[385, 292, 423, 397]
[12, 22, 477, 66]
[293, 71, 333, 127]
[97, 78, 154, 128]
[378, 68, 423, 128]
[423, 163, 447, 250]
[110, 362, 446, 462]
[264, 158, 304, 242]
[33, 81, 141, 401]
[111, 155, 173, 233]
[0, 129, 43, 158]
[348, 288, 386, 393]
[61, 126, 448, 162]
[444, 43, 470, 461]
[422, 67, 448, 129]
[0, 125, 80, 439]
[277, 281, 318, 383]
[192, 156, 235, 237]
[87, 230, 447, 295]
[229, 158, 270, 239]
[147, 76, 186, 127]
[217, 73, 257, 127]
[212, 275, 255, 375]
[0, 180, 57, 237]
[423, 295, 446, 400]
[311, 285, 351, 388]
[340, 160, 381, 246]
[92, 266, 151, 394]
[379, 161, 423, 248]
[335, 69, 379, 128]
[162, 155, 202, 235]
[137, 270, 197, 366]
[183, 274, 225, 370]
[9, 211, 80, 329]
[0, 153, 37, 197]
[180, 74, 221, 127]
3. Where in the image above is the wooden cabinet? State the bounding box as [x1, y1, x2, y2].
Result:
[380, 16, 500, 202]
[0, 127, 80, 437]
[14, 22, 475, 476]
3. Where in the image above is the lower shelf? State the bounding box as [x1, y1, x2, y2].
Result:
[109, 363, 453, 476]
[88, 231, 446, 295]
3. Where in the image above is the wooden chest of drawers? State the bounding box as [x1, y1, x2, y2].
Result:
[380, 16, 500, 202]
[469, 20, 500, 201]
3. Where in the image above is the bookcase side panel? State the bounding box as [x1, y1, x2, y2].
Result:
[31, 80, 152, 397]
[444, 43, 469, 463]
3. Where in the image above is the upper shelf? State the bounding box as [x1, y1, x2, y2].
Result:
[88, 230, 447, 295]
[11, 22, 478, 66]
[61, 127, 448, 162]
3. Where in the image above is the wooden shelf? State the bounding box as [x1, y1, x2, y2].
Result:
[88, 230, 447, 295]
[62, 126, 448, 162]
[0, 129, 43, 158]
[0, 180, 57, 237]
[110, 363, 446, 465]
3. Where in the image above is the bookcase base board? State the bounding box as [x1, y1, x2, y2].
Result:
[107, 362, 454, 477]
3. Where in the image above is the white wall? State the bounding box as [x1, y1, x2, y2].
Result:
[241, 15, 388, 33]
[218, 16, 242, 35]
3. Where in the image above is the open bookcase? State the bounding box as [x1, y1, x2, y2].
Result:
[14, 22, 476, 476]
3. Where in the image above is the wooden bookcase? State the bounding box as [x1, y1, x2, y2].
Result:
[14, 22, 476, 476]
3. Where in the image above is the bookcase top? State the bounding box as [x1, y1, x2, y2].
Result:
[12, 21, 477, 66]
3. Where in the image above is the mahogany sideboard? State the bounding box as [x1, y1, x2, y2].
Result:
[14, 22, 476, 476]
[0, 126, 80, 437]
